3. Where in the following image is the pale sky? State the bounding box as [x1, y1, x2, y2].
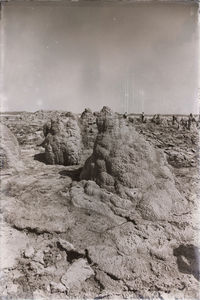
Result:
[1, 1, 199, 114]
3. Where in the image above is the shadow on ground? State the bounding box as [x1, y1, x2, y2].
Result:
[173, 244, 200, 281]
[59, 167, 82, 181]
[34, 152, 46, 164]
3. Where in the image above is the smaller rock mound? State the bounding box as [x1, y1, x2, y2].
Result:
[42, 116, 83, 166]
[0, 123, 22, 172]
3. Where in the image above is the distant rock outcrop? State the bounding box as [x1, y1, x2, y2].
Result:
[42, 116, 83, 166]
[80, 109, 187, 221]
[0, 123, 22, 172]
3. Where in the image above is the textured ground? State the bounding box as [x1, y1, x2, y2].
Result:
[0, 111, 200, 299]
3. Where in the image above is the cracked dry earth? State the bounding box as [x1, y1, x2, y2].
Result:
[1, 122, 200, 299]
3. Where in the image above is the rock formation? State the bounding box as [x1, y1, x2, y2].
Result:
[79, 108, 97, 150]
[42, 116, 83, 166]
[1, 110, 199, 299]
[80, 108, 187, 221]
[0, 123, 22, 172]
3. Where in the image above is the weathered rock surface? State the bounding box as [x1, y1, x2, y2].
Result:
[3, 172, 74, 234]
[0, 123, 22, 173]
[134, 121, 199, 169]
[1, 110, 199, 300]
[61, 258, 95, 291]
[1, 112, 46, 146]
[0, 224, 28, 269]
[68, 179, 199, 299]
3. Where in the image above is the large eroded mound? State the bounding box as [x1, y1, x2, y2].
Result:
[81, 110, 187, 221]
